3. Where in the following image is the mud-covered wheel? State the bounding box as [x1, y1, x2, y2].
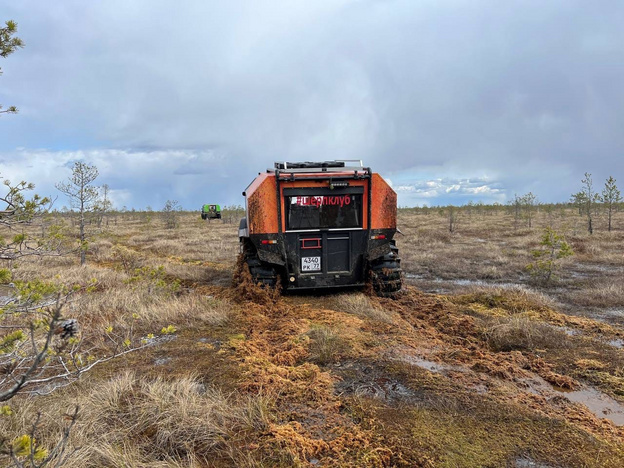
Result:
[242, 240, 279, 288]
[246, 257, 278, 288]
[370, 241, 402, 296]
[201, 213, 207, 220]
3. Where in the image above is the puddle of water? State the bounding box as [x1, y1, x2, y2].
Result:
[395, 351, 624, 425]
[404, 275, 521, 290]
[503, 366, 624, 427]
[559, 386, 624, 426]
[522, 374, 624, 426]
[514, 457, 556, 468]
[517, 376, 550, 396]
[399, 355, 465, 374]
[568, 264, 623, 277]
[404, 273, 428, 280]
[602, 308, 624, 319]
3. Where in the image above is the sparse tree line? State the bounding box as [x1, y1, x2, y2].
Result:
[569, 173, 622, 234]
[401, 173, 621, 287]
[402, 174, 623, 235]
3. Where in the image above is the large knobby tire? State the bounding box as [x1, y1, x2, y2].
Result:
[244, 257, 276, 288]
[242, 241, 279, 289]
[370, 241, 402, 297]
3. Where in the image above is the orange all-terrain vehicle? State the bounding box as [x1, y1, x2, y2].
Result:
[238, 161, 402, 295]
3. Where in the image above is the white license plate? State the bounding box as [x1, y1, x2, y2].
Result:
[301, 256, 321, 272]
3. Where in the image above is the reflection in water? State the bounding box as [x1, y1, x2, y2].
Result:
[557, 386, 624, 426]
[403, 352, 624, 427]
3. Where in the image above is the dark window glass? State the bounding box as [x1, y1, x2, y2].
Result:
[286, 194, 362, 230]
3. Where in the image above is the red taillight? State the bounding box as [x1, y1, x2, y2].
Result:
[261, 239, 277, 245]
[370, 234, 386, 240]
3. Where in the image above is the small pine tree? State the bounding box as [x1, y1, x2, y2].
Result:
[579, 173, 599, 234]
[521, 192, 537, 228]
[162, 199, 181, 229]
[56, 162, 100, 265]
[526, 228, 573, 285]
[601, 176, 622, 232]
[448, 205, 458, 233]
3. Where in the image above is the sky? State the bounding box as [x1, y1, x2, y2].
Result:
[1, 0, 623, 210]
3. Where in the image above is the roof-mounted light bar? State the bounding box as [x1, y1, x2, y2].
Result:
[271, 160, 365, 174]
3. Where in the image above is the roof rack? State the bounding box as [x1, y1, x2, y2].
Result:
[272, 160, 365, 173]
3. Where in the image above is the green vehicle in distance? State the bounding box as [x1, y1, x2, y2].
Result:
[201, 204, 221, 220]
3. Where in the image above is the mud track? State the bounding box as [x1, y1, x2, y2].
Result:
[192, 269, 624, 467]
[86, 247, 624, 466]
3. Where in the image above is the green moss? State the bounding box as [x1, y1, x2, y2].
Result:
[365, 403, 624, 467]
[578, 369, 624, 397]
[340, 360, 624, 467]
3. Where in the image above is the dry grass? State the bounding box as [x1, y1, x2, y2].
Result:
[482, 315, 566, 352]
[307, 325, 347, 365]
[331, 293, 395, 323]
[568, 279, 624, 308]
[2, 208, 624, 467]
[398, 208, 624, 317]
[2, 372, 273, 467]
[452, 285, 556, 314]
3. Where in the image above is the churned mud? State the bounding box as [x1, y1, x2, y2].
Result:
[182, 269, 624, 467]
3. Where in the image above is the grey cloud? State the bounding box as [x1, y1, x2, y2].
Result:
[0, 148, 239, 210]
[1, 0, 623, 207]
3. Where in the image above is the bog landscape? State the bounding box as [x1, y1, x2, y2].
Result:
[1, 190, 623, 467]
[2, 6, 624, 467]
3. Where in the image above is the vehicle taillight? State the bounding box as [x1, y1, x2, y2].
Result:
[370, 234, 386, 240]
[261, 239, 278, 245]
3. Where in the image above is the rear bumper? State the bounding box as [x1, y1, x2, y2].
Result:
[245, 228, 397, 289]
[283, 281, 367, 292]
[285, 272, 366, 290]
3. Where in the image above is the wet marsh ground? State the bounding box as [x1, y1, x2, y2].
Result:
[400, 207, 624, 324]
[1, 208, 624, 467]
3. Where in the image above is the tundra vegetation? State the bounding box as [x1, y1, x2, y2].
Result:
[1, 182, 624, 466]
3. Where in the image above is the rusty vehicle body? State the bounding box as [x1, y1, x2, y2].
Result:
[239, 161, 401, 294]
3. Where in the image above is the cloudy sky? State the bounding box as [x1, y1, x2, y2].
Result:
[1, 0, 623, 209]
